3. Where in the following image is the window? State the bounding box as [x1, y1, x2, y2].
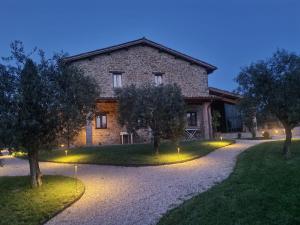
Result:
[187, 112, 197, 127]
[154, 74, 162, 86]
[113, 73, 122, 88]
[224, 104, 242, 132]
[95, 114, 107, 129]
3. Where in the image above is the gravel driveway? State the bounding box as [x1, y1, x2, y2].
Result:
[0, 140, 266, 225]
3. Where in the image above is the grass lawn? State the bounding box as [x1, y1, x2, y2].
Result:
[158, 140, 300, 225]
[37, 140, 234, 166]
[0, 175, 84, 225]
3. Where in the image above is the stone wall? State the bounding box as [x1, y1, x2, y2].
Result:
[72, 45, 209, 98]
[90, 102, 122, 145]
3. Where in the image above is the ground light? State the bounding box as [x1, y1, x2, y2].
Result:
[220, 136, 223, 141]
[74, 164, 78, 195]
[65, 150, 68, 156]
[177, 147, 181, 159]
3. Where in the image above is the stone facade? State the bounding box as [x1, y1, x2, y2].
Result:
[69, 42, 214, 146]
[73, 45, 209, 98]
[92, 102, 122, 145]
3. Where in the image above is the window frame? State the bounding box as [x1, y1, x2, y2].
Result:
[95, 113, 107, 129]
[112, 73, 122, 88]
[186, 111, 197, 127]
[154, 73, 163, 86]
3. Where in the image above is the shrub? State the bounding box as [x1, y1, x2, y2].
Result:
[263, 131, 271, 139]
[237, 133, 242, 139]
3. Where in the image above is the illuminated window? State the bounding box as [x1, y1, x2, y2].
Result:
[96, 114, 107, 129]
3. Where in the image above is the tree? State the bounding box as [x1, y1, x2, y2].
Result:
[211, 110, 221, 138]
[238, 97, 257, 139]
[1, 41, 99, 187]
[54, 60, 100, 149]
[17, 59, 52, 187]
[116, 84, 185, 153]
[0, 65, 17, 150]
[236, 50, 300, 158]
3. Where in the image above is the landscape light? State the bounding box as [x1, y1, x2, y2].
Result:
[74, 164, 78, 194]
[177, 147, 180, 154]
[220, 136, 223, 141]
[65, 150, 68, 156]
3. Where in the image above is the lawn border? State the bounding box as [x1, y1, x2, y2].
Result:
[157, 140, 282, 225]
[39, 176, 86, 225]
[32, 140, 236, 167]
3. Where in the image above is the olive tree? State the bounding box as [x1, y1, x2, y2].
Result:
[236, 50, 300, 158]
[1, 41, 99, 187]
[116, 84, 185, 153]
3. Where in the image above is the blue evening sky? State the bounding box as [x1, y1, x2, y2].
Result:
[1, 0, 299, 91]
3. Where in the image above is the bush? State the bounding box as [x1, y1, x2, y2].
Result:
[262, 131, 271, 139]
[237, 133, 242, 139]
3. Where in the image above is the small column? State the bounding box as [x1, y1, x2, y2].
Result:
[252, 115, 258, 137]
[130, 133, 133, 144]
[86, 120, 93, 145]
[202, 102, 213, 139]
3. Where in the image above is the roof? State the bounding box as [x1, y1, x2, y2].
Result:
[63, 37, 217, 74]
[208, 87, 242, 101]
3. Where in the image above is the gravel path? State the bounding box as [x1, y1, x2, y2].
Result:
[0, 140, 266, 225]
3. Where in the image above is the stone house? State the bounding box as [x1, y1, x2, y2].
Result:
[63, 38, 242, 146]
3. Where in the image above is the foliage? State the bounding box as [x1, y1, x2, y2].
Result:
[237, 97, 257, 138]
[0, 41, 99, 187]
[37, 140, 234, 166]
[262, 131, 271, 139]
[211, 110, 221, 136]
[236, 49, 300, 158]
[0, 65, 16, 148]
[0, 175, 84, 225]
[53, 59, 100, 148]
[158, 140, 300, 225]
[115, 84, 186, 153]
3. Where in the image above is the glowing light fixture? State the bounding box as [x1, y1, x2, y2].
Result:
[74, 164, 78, 194]
[220, 136, 223, 141]
[60, 144, 65, 148]
[275, 130, 279, 134]
[65, 150, 68, 156]
[177, 147, 180, 154]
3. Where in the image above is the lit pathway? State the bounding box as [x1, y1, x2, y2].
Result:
[0, 140, 268, 225]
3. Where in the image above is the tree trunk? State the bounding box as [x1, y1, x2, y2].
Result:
[28, 150, 42, 188]
[153, 135, 160, 154]
[250, 128, 256, 139]
[283, 126, 292, 159]
[67, 136, 70, 149]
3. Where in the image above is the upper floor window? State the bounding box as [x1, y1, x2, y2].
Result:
[187, 112, 197, 127]
[154, 73, 162, 86]
[96, 113, 107, 129]
[113, 73, 122, 88]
